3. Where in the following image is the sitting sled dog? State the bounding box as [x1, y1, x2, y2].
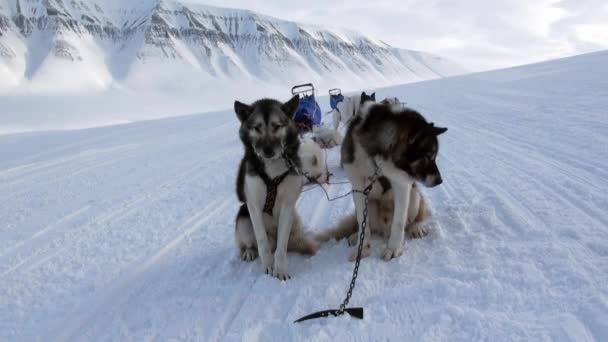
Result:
[339, 92, 447, 261]
[234, 96, 317, 280]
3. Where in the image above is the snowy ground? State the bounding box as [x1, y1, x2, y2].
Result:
[1, 51, 607, 341]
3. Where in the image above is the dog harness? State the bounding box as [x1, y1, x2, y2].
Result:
[262, 170, 292, 215]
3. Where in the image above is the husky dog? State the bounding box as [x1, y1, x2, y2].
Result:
[316, 183, 427, 245]
[299, 138, 329, 184]
[331, 93, 376, 131]
[380, 97, 401, 106]
[312, 126, 343, 148]
[234, 96, 317, 280]
[339, 92, 447, 261]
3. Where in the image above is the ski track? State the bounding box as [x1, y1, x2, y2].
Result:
[1, 52, 608, 340]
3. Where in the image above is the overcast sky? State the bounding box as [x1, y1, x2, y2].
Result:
[194, 0, 608, 71]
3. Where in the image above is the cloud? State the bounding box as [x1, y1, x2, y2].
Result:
[189, 0, 608, 71]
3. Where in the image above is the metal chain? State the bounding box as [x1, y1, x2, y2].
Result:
[290, 151, 380, 322]
[336, 168, 378, 315]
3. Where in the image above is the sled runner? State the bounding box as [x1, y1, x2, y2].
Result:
[291, 83, 322, 134]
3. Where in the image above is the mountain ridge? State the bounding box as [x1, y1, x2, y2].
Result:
[0, 0, 465, 93]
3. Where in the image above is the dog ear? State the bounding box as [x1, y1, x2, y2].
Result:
[234, 101, 252, 122]
[281, 95, 300, 116]
[361, 92, 374, 104]
[431, 126, 448, 136]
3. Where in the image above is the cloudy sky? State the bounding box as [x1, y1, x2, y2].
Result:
[195, 0, 608, 71]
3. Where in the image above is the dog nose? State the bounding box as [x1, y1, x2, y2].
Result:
[434, 176, 443, 186]
[262, 147, 275, 158]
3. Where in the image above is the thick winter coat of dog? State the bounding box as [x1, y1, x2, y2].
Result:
[331, 93, 376, 131]
[299, 138, 329, 184]
[234, 96, 317, 280]
[315, 183, 427, 245]
[338, 92, 447, 261]
[311, 126, 343, 148]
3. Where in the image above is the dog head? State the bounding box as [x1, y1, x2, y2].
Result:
[398, 122, 447, 187]
[358, 104, 447, 187]
[234, 96, 300, 160]
[299, 139, 329, 184]
[360, 92, 376, 104]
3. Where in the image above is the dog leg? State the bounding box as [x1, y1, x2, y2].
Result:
[274, 204, 295, 280]
[246, 202, 274, 275]
[333, 109, 341, 131]
[406, 187, 428, 238]
[382, 181, 411, 261]
[235, 212, 258, 261]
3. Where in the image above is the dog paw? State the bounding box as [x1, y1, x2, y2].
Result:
[263, 265, 274, 276]
[349, 245, 371, 261]
[240, 248, 258, 261]
[272, 253, 290, 280]
[272, 269, 291, 281]
[381, 246, 403, 261]
[408, 224, 428, 239]
[260, 251, 274, 275]
[347, 233, 359, 246]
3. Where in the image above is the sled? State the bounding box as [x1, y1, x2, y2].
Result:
[328, 88, 344, 110]
[291, 83, 322, 134]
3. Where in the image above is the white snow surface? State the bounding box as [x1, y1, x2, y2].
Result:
[1, 51, 607, 341]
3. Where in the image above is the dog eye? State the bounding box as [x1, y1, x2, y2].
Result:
[271, 123, 282, 131]
[254, 125, 263, 133]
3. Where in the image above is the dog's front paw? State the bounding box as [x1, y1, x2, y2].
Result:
[348, 245, 371, 261]
[260, 251, 274, 275]
[272, 253, 290, 281]
[381, 246, 403, 261]
[347, 233, 359, 246]
[272, 269, 291, 281]
[240, 248, 258, 261]
[408, 223, 428, 239]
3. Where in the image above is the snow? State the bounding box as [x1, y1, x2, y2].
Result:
[1, 50, 607, 340]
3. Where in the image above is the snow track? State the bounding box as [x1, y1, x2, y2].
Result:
[1, 51, 608, 340]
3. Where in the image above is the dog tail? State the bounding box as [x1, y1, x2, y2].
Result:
[315, 213, 358, 242]
[287, 215, 318, 255]
[288, 232, 318, 255]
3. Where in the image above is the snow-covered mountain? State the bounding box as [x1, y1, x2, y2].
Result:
[0, 0, 464, 93]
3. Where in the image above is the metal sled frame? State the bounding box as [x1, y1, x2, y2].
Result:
[292, 83, 316, 97]
[328, 88, 342, 96]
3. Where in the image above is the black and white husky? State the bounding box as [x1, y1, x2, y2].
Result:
[234, 96, 317, 280]
[338, 93, 447, 261]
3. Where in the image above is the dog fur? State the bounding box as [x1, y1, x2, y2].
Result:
[315, 183, 427, 245]
[312, 126, 343, 148]
[299, 138, 329, 184]
[338, 92, 447, 261]
[234, 96, 316, 280]
[331, 92, 376, 131]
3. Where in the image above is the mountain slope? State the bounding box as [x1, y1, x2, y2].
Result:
[1, 51, 606, 340]
[0, 0, 463, 93]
